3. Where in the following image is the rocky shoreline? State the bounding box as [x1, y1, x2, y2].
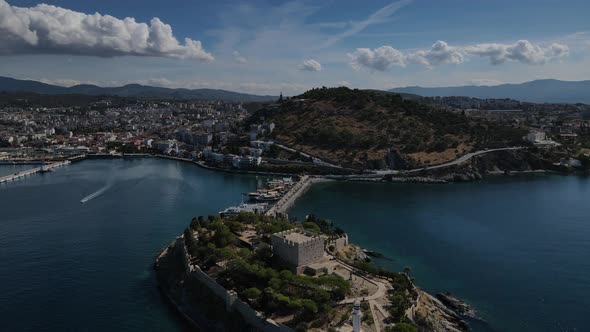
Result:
[158, 234, 477, 332]
[436, 293, 477, 318]
[411, 290, 470, 332]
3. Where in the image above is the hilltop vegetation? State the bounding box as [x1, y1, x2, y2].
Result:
[182, 213, 351, 329]
[254, 87, 525, 169]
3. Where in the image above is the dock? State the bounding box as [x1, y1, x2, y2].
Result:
[0, 160, 70, 184]
[265, 175, 317, 216]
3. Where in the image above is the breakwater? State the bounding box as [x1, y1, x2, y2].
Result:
[265, 176, 330, 216]
[0, 160, 70, 183]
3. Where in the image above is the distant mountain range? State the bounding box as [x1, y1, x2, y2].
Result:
[390, 79, 590, 104]
[0, 76, 277, 102]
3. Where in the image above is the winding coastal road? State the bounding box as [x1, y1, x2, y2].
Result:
[372, 146, 525, 175]
[274, 143, 343, 168]
[273, 143, 525, 176]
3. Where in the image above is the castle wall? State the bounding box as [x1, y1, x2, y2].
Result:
[177, 236, 293, 332]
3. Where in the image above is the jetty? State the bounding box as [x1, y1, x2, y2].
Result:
[0, 160, 70, 183]
[265, 175, 317, 216]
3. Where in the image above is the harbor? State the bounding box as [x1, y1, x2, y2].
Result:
[265, 175, 316, 216]
[217, 175, 323, 218]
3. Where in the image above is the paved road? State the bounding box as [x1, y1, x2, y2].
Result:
[274, 143, 343, 168]
[266, 144, 525, 177]
[369, 300, 382, 332]
[372, 146, 525, 175]
[334, 257, 390, 305]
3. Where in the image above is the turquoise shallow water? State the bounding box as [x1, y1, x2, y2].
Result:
[1, 160, 589, 332]
[289, 176, 590, 332]
[0, 159, 262, 332]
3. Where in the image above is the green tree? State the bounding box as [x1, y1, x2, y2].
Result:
[386, 322, 417, 332]
[243, 287, 262, 299]
[190, 217, 201, 231]
[301, 299, 318, 314]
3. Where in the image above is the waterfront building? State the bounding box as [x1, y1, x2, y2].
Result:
[239, 146, 263, 157]
[231, 156, 262, 169]
[526, 130, 546, 143]
[250, 140, 274, 151]
[271, 229, 325, 274]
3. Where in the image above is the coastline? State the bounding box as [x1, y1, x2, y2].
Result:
[156, 226, 470, 332]
[5, 151, 587, 185]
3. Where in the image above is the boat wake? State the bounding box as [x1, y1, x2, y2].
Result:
[80, 185, 111, 203]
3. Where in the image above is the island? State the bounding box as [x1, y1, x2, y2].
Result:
[155, 194, 470, 331]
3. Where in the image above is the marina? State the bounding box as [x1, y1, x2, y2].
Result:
[265, 175, 321, 216]
[218, 175, 318, 219]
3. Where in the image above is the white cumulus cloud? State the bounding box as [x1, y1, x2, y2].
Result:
[406, 40, 464, 66]
[463, 40, 569, 65]
[349, 46, 405, 71]
[349, 39, 569, 71]
[0, 0, 214, 61]
[300, 59, 322, 72]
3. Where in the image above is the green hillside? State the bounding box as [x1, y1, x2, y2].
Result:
[254, 87, 525, 169]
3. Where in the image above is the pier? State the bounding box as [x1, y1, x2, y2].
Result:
[265, 175, 320, 216]
[0, 160, 70, 183]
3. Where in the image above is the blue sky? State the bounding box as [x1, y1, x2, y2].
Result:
[1, 0, 589, 95]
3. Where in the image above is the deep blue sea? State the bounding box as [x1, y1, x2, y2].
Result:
[0, 159, 261, 332]
[290, 177, 590, 332]
[1, 159, 589, 332]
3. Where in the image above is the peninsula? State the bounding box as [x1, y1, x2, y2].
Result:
[156, 175, 471, 332]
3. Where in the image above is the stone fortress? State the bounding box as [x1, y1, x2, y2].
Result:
[271, 229, 326, 274]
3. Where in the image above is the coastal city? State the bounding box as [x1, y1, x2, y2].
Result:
[2, 0, 590, 332]
[1, 93, 589, 175]
[1, 87, 590, 331]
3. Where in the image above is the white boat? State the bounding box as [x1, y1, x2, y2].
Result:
[219, 203, 268, 217]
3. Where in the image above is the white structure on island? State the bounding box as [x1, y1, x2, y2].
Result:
[526, 130, 546, 143]
[352, 300, 361, 332]
[271, 229, 325, 274]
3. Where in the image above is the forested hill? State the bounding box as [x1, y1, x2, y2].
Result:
[253, 87, 526, 169]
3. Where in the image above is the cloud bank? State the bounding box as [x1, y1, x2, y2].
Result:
[0, 0, 213, 61]
[349, 39, 569, 71]
[300, 59, 322, 71]
[464, 40, 569, 65]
